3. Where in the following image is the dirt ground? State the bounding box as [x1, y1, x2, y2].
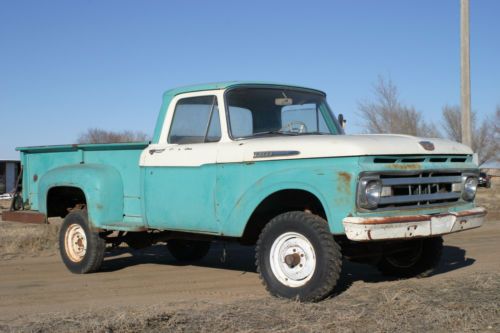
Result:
[0, 181, 499, 333]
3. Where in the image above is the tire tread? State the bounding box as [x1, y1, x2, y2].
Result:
[255, 211, 342, 302]
[377, 236, 443, 278]
[59, 209, 105, 274]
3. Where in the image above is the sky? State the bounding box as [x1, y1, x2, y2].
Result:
[1, 0, 499, 160]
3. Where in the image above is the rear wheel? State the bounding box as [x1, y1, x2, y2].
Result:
[376, 237, 443, 278]
[256, 211, 342, 302]
[59, 210, 106, 274]
[167, 239, 211, 262]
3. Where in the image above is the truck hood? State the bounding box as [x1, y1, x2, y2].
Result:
[225, 134, 473, 162]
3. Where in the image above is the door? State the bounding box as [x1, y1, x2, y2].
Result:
[141, 94, 222, 233]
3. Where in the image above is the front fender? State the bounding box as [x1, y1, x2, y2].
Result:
[38, 164, 124, 229]
[225, 181, 332, 236]
[219, 168, 351, 237]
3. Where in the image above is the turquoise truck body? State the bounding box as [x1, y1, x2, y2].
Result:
[16, 81, 481, 240]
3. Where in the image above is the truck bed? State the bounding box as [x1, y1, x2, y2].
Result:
[17, 142, 149, 224]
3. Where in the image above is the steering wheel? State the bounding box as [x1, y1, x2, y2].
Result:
[283, 120, 308, 134]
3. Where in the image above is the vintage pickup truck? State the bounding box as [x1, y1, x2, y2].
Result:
[9, 81, 486, 301]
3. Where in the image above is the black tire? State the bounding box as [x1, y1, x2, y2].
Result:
[256, 211, 342, 302]
[376, 236, 443, 278]
[59, 210, 106, 274]
[167, 239, 211, 262]
[12, 192, 23, 210]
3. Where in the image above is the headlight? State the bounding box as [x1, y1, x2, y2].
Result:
[358, 178, 382, 209]
[462, 176, 478, 201]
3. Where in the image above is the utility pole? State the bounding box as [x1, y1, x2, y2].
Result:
[461, 0, 472, 147]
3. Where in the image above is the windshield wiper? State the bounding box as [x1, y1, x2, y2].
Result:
[296, 131, 332, 135]
[251, 130, 299, 136]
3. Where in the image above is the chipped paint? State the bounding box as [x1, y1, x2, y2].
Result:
[337, 172, 352, 194]
[352, 215, 430, 225]
[386, 163, 422, 170]
[343, 207, 486, 241]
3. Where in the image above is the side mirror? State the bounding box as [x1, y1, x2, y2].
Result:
[338, 114, 346, 129]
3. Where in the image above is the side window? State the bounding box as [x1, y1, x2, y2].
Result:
[168, 96, 221, 144]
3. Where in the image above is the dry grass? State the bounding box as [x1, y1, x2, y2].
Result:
[0, 221, 60, 259]
[0, 199, 61, 258]
[2, 272, 499, 333]
[0, 199, 11, 210]
[476, 177, 500, 220]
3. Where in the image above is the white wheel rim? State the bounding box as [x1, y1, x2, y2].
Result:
[269, 232, 316, 288]
[65, 224, 87, 262]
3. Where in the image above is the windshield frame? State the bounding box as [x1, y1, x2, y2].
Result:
[223, 86, 344, 141]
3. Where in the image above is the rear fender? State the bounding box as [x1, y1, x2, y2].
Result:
[38, 164, 124, 229]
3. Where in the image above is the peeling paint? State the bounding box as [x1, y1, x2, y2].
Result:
[337, 172, 351, 194]
[386, 163, 422, 170]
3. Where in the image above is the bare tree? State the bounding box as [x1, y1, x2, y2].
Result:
[77, 128, 150, 144]
[441, 105, 499, 166]
[495, 105, 500, 138]
[358, 76, 439, 137]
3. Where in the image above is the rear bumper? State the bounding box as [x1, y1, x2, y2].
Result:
[343, 207, 486, 241]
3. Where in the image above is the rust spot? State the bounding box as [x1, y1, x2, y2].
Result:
[357, 208, 486, 226]
[1, 210, 47, 224]
[338, 172, 351, 182]
[337, 172, 352, 194]
[456, 209, 487, 218]
[386, 163, 422, 170]
[360, 215, 430, 225]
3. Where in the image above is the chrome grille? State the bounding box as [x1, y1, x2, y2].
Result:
[378, 172, 463, 208]
[357, 154, 477, 211]
[358, 170, 478, 211]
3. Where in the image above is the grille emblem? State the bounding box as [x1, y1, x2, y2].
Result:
[419, 141, 435, 151]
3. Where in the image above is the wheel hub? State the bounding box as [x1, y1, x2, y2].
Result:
[284, 253, 301, 268]
[65, 224, 87, 263]
[270, 232, 316, 287]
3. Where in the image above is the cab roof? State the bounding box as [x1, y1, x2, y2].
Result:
[162, 81, 326, 98]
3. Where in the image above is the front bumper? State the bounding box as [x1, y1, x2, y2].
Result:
[343, 207, 486, 241]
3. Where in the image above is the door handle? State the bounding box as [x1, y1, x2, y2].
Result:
[149, 148, 165, 155]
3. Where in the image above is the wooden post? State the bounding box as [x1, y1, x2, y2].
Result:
[461, 0, 472, 147]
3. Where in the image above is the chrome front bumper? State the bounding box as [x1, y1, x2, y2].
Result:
[343, 207, 486, 241]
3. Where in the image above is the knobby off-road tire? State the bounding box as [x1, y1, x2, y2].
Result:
[376, 236, 443, 278]
[256, 211, 342, 302]
[59, 210, 106, 274]
[167, 239, 211, 262]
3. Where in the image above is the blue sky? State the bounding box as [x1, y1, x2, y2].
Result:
[1, 0, 499, 159]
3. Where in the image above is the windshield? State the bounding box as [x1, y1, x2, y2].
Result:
[226, 88, 343, 139]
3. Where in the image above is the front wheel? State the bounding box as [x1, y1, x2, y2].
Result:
[59, 210, 106, 274]
[256, 211, 342, 302]
[376, 237, 443, 278]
